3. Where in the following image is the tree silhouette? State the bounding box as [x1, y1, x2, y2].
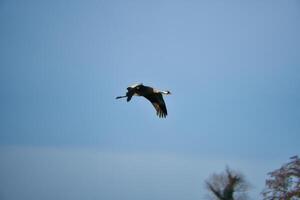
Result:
[262, 155, 300, 200]
[205, 167, 249, 200]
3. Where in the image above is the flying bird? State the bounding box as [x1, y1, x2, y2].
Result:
[116, 83, 171, 118]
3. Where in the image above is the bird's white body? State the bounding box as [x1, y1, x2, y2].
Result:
[128, 83, 143, 88]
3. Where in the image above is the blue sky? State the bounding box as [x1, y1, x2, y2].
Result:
[0, 0, 300, 199]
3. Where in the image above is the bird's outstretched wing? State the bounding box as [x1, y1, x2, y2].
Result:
[144, 93, 168, 118]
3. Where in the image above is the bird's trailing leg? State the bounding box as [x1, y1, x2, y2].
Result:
[116, 95, 127, 99]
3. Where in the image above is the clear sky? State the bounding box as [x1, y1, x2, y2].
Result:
[0, 0, 299, 199]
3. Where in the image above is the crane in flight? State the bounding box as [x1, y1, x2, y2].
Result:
[116, 83, 171, 118]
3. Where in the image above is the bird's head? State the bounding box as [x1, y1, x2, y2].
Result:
[162, 90, 171, 95]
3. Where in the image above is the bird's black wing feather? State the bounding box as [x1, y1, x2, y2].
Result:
[125, 88, 136, 102]
[144, 93, 168, 118]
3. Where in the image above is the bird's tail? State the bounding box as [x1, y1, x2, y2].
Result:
[116, 95, 127, 99]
